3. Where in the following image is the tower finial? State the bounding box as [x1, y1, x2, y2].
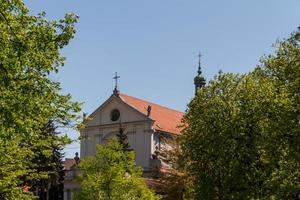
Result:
[113, 72, 120, 95]
[194, 52, 206, 95]
[197, 52, 202, 75]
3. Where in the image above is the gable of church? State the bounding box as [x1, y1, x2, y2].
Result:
[84, 95, 151, 127]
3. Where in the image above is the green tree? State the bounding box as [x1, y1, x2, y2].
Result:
[74, 139, 160, 200]
[181, 28, 300, 199]
[256, 27, 300, 199]
[0, 0, 80, 199]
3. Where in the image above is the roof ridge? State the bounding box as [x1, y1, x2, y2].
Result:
[119, 93, 184, 114]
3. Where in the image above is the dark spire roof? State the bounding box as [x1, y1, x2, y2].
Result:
[194, 53, 206, 95]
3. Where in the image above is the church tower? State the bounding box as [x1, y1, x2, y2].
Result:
[194, 53, 206, 95]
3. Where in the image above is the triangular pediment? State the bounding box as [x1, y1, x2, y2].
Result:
[85, 95, 151, 127]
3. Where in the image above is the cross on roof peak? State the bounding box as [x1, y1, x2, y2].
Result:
[113, 72, 120, 95]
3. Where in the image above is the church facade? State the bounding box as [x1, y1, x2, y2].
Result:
[80, 91, 184, 170]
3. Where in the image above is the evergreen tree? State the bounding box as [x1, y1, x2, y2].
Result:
[28, 121, 66, 200]
[116, 127, 132, 151]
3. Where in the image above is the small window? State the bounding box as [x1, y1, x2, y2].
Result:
[154, 133, 161, 151]
[110, 109, 120, 121]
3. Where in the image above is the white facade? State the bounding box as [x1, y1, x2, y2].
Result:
[80, 94, 158, 170]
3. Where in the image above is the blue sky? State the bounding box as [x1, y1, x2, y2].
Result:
[24, 0, 300, 158]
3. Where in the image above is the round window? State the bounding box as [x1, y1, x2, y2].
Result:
[110, 109, 120, 121]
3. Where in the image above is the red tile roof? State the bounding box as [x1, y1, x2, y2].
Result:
[145, 178, 166, 194]
[119, 94, 184, 135]
[63, 158, 76, 170]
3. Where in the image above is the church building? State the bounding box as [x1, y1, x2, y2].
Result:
[80, 89, 184, 169]
[63, 55, 206, 199]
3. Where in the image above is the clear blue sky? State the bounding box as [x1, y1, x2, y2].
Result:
[24, 0, 300, 158]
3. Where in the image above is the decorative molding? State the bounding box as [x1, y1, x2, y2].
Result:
[84, 119, 152, 130]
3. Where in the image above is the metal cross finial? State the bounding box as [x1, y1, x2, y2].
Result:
[198, 52, 202, 59]
[113, 72, 120, 94]
[197, 52, 202, 75]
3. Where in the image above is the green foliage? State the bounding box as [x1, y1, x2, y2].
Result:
[74, 139, 160, 200]
[0, 0, 80, 198]
[256, 27, 300, 199]
[181, 28, 300, 200]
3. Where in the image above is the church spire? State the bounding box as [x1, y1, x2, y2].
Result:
[194, 53, 206, 95]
